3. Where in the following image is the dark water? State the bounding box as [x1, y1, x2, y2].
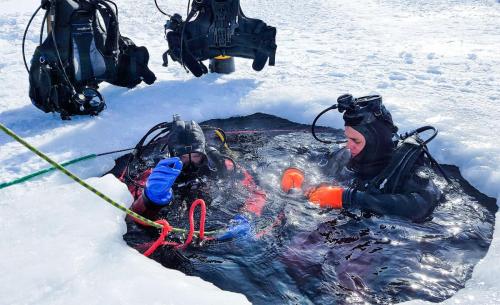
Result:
[122, 113, 497, 305]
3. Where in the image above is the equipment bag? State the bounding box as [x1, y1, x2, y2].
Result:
[163, 0, 277, 77]
[25, 0, 156, 119]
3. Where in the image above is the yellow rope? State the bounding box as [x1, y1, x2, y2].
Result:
[0, 123, 222, 236]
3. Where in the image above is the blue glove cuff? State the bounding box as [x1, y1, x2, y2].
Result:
[145, 186, 173, 206]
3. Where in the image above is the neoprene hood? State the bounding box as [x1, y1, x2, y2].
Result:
[167, 118, 207, 157]
[342, 95, 398, 179]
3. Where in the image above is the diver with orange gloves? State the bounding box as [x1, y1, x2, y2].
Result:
[113, 116, 267, 263]
[281, 94, 442, 222]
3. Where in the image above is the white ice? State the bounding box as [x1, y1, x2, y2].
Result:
[0, 0, 499, 304]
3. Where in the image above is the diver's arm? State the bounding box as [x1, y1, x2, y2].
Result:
[129, 193, 165, 221]
[237, 166, 267, 217]
[344, 173, 441, 222]
[128, 157, 182, 224]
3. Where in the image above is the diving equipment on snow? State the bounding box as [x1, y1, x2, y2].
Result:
[161, 0, 277, 77]
[24, 0, 156, 119]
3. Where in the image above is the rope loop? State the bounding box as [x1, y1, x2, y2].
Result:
[176, 199, 207, 250]
[143, 219, 173, 257]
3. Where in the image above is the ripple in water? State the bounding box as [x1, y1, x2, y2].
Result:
[121, 114, 497, 305]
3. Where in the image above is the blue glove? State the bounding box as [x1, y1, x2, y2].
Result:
[145, 157, 183, 206]
[216, 214, 251, 241]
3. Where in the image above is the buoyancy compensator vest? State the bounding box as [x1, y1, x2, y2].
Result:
[366, 126, 451, 193]
[25, 0, 156, 119]
[162, 0, 277, 77]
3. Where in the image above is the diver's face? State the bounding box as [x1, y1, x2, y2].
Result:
[344, 126, 366, 158]
[180, 152, 204, 168]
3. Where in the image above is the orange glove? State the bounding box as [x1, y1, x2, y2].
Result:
[307, 185, 344, 209]
[281, 168, 305, 193]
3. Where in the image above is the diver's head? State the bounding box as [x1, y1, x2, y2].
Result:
[340, 94, 397, 179]
[167, 117, 207, 173]
[344, 126, 366, 158]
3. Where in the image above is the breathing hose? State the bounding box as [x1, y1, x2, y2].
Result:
[22, 4, 43, 73]
[311, 104, 347, 145]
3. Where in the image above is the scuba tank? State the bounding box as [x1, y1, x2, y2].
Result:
[162, 0, 277, 77]
[24, 0, 156, 119]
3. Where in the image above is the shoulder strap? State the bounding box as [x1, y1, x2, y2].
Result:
[94, 0, 119, 57]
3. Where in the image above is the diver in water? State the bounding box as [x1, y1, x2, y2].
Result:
[117, 116, 266, 264]
[281, 94, 441, 222]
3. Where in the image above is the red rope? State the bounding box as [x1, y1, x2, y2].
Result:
[142, 199, 208, 256]
[143, 219, 173, 257]
[176, 199, 207, 250]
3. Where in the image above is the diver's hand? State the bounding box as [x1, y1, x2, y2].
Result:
[280, 167, 305, 193]
[145, 157, 183, 205]
[216, 215, 251, 241]
[307, 185, 344, 209]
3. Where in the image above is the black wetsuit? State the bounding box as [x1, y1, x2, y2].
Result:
[325, 147, 441, 222]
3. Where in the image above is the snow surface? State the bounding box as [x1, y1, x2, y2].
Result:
[0, 0, 499, 304]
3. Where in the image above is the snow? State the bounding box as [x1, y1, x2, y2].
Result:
[0, 0, 499, 304]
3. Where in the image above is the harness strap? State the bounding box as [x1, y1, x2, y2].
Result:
[367, 125, 448, 193]
[95, 0, 119, 57]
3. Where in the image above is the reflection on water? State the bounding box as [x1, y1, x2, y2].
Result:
[123, 115, 497, 305]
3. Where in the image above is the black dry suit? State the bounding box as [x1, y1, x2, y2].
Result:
[27, 0, 156, 118]
[327, 95, 442, 222]
[163, 0, 277, 77]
